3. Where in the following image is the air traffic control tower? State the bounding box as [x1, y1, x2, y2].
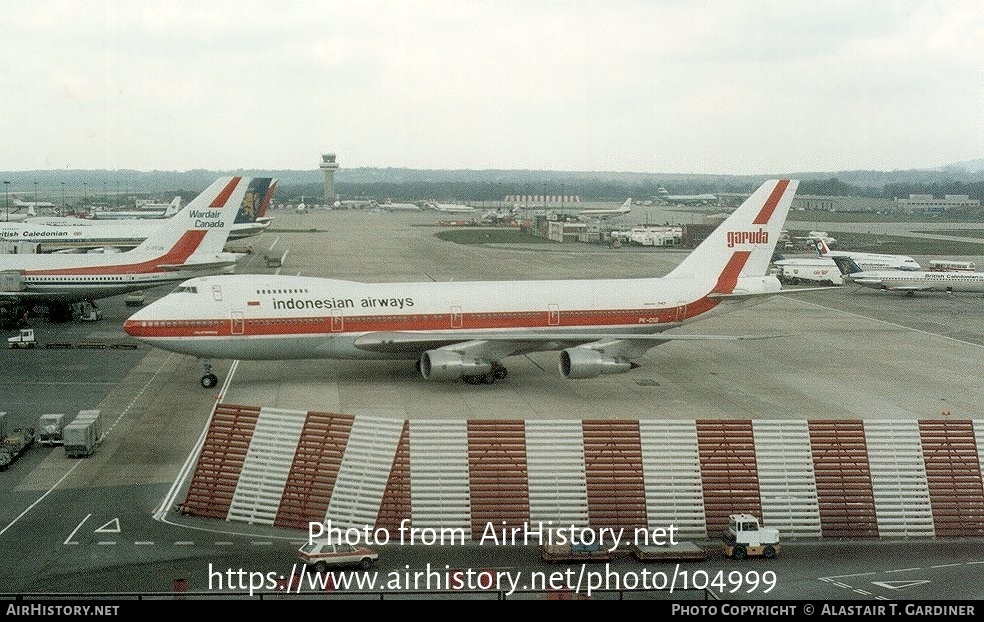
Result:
[320, 153, 339, 203]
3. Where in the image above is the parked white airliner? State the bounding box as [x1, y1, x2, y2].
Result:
[838, 260, 984, 297]
[125, 179, 799, 388]
[575, 198, 634, 220]
[0, 177, 270, 312]
[3, 183, 275, 252]
[815, 239, 920, 271]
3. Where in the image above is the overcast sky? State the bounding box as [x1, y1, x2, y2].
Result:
[2, 0, 981, 175]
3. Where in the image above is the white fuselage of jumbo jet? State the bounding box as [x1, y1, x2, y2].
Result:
[124, 179, 799, 387]
[123, 271, 779, 361]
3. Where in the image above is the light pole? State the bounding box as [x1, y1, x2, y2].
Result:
[61, 182, 66, 213]
[83, 182, 88, 212]
[3, 181, 9, 221]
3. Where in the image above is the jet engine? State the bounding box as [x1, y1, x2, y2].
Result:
[420, 350, 493, 381]
[559, 348, 635, 379]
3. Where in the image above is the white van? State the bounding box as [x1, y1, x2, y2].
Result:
[297, 540, 378, 572]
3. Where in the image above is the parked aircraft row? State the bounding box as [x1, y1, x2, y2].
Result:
[780, 238, 983, 297]
[124, 179, 802, 388]
[0, 185, 275, 253]
[0, 177, 275, 319]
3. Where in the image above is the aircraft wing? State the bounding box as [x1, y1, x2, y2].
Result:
[351, 329, 780, 356]
[708, 285, 841, 301]
[884, 283, 936, 292]
[157, 259, 243, 272]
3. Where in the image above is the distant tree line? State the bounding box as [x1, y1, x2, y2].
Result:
[4, 168, 982, 203]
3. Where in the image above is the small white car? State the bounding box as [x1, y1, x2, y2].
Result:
[297, 540, 379, 572]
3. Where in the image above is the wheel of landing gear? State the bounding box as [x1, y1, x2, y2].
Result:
[492, 365, 508, 380]
[201, 373, 218, 389]
[481, 373, 495, 384]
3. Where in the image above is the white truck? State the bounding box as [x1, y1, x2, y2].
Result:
[771, 257, 843, 286]
[721, 514, 781, 560]
[38, 413, 67, 446]
[7, 328, 36, 349]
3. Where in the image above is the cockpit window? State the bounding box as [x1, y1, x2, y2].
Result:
[175, 286, 198, 294]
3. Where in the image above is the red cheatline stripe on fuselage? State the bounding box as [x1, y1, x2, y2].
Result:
[125, 306, 689, 339]
[210, 177, 242, 208]
[28, 230, 207, 275]
[751, 179, 790, 225]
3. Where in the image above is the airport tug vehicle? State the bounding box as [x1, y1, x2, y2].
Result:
[721, 514, 781, 560]
[7, 328, 36, 349]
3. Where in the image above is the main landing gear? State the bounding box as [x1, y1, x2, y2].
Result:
[200, 360, 218, 389]
[462, 362, 509, 385]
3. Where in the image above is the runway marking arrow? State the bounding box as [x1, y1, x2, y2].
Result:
[872, 580, 930, 590]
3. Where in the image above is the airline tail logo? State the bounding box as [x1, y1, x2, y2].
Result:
[726, 228, 769, 248]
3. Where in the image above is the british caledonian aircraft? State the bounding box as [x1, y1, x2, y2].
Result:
[0, 177, 272, 318]
[125, 179, 799, 388]
[3, 182, 276, 252]
[833, 257, 984, 297]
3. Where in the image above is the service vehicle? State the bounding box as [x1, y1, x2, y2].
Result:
[297, 540, 378, 572]
[721, 514, 781, 560]
[63, 420, 97, 458]
[38, 413, 67, 445]
[125, 291, 146, 307]
[540, 530, 617, 563]
[631, 541, 707, 562]
[771, 258, 843, 285]
[0, 426, 35, 470]
[7, 328, 36, 349]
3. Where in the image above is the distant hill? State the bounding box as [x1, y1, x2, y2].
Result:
[2, 159, 982, 202]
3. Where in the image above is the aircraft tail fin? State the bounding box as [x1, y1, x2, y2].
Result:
[131, 177, 253, 264]
[163, 196, 183, 217]
[830, 255, 863, 275]
[232, 178, 276, 225]
[665, 179, 799, 285]
[814, 238, 832, 257]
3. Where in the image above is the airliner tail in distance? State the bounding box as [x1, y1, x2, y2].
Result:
[124, 179, 799, 389]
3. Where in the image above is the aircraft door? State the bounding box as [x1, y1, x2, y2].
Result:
[330, 309, 344, 332]
[451, 306, 463, 329]
[231, 311, 244, 335]
[212, 285, 223, 301]
[548, 304, 560, 326]
[675, 301, 688, 322]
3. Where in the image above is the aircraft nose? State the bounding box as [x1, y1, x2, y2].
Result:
[123, 302, 158, 338]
